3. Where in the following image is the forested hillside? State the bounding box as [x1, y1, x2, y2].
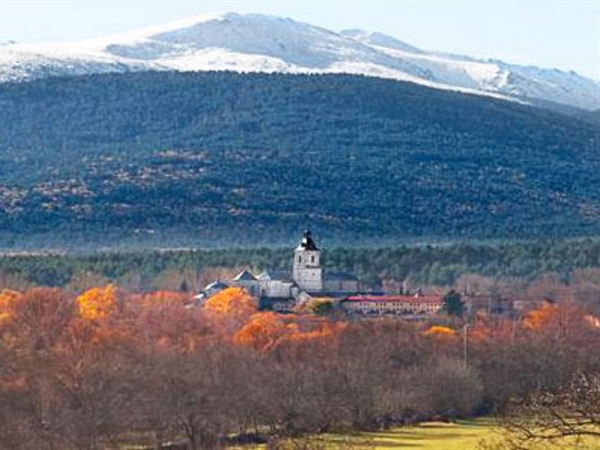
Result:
[0, 72, 598, 249]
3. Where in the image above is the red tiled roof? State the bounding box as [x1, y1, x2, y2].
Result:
[344, 295, 442, 304]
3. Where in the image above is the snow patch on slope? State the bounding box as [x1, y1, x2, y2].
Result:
[345, 29, 598, 110]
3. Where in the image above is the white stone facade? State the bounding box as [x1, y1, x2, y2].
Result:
[293, 251, 322, 291]
[291, 230, 323, 291]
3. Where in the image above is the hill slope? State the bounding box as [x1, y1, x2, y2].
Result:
[1, 12, 598, 110]
[0, 72, 599, 249]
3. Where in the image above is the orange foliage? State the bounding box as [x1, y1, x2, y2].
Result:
[521, 301, 592, 337]
[204, 287, 257, 317]
[233, 312, 287, 350]
[282, 319, 346, 348]
[423, 325, 458, 338]
[76, 284, 116, 320]
[522, 302, 558, 330]
[234, 312, 346, 351]
[0, 289, 22, 323]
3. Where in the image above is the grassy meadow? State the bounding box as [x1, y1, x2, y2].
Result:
[326, 419, 499, 449]
[240, 419, 599, 449]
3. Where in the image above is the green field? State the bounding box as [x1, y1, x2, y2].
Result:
[333, 420, 498, 449]
[247, 419, 598, 449]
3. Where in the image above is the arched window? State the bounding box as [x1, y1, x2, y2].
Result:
[298, 256, 302, 263]
[311, 255, 315, 263]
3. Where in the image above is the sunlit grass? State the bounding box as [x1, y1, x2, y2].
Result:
[328, 419, 499, 449]
[236, 418, 598, 449]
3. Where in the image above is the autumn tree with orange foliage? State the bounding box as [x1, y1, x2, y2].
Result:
[520, 300, 592, 337]
[76, 284, 117, 320]
[423, 325, 458, 338]
[233, 312, 346, 354]
[0, 289, 22, 328]
[233, 311, 289, 351]
[203, 287, 258, 337]
[204, 287, 257, 317]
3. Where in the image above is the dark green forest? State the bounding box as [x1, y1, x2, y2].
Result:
[0, 71, 599, 249]
[1, 239, 598, 290]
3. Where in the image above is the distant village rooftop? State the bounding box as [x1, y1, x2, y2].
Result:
[195, 230, 444, 316]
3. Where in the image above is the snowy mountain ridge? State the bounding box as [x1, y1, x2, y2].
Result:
[1, 12, 598, 110]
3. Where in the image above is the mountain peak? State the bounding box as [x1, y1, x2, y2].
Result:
[1, 12, 597, 110]
[128, 12, 297, 39]
[340, 29, 423, 54]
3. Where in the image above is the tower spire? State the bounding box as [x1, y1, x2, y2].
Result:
[298, 229, 318, 251]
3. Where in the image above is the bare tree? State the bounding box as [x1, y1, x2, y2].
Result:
[483, 372, 600, 450]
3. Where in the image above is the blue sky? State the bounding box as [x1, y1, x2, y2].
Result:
[1, 1, 599, 80]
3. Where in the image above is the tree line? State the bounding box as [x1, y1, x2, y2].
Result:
[0, 285, 598, 449]
[1, 238, 598, 292]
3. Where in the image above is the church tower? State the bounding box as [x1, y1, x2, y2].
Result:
[292, 230, 323, 291]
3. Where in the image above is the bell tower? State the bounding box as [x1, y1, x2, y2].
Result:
[292, 230, 323, 291]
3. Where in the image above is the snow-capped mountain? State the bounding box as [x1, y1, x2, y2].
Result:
[1, 12, 598, 110]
